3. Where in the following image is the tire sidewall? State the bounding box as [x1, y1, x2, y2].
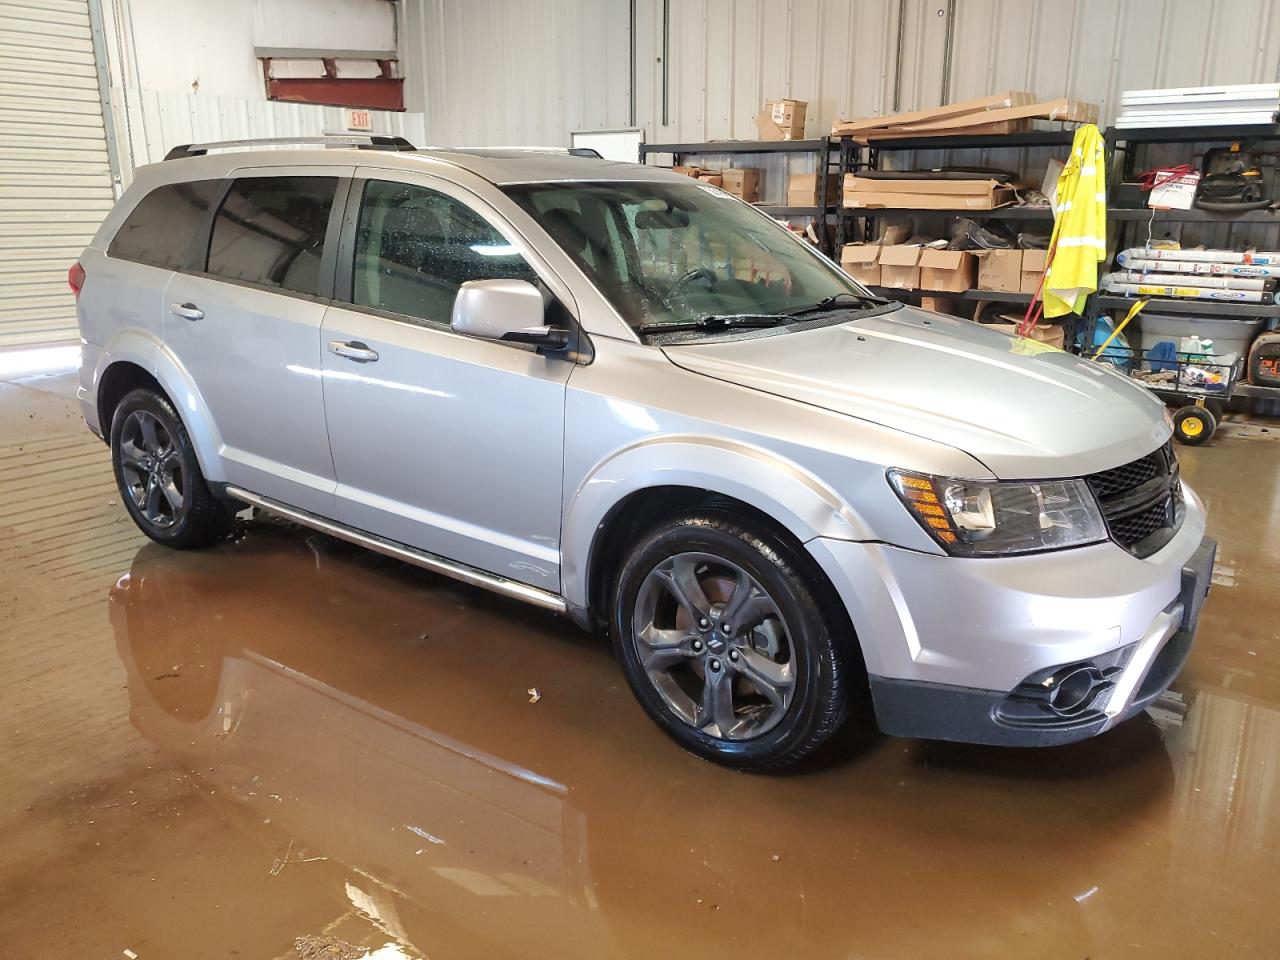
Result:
[110, 389, 204, 544]
[610, 515, 843, 768]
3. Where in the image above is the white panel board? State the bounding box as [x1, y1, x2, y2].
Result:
[571, 128, 645, 163]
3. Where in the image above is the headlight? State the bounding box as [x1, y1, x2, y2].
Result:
[888, 469, 1107, 556]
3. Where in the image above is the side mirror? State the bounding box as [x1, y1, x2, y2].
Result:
[451, 279, 570, 349]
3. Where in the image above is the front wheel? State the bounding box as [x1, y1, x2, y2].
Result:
[611, 512, 849, 771]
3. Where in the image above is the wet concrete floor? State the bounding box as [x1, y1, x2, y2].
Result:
[2, 369, 1280, 959]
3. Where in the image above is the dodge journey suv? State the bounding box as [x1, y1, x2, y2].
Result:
[74, 136, 1215, 769]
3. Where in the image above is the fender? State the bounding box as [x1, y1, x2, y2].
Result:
[560, 434, 876, 610]
[97, 328, 228, 483]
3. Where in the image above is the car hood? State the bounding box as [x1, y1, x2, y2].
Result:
[662, 305, 1171, 479]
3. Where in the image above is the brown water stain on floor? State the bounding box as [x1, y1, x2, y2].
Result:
[2, 372, 1280, 959]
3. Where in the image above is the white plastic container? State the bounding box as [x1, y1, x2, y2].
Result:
[1136, 312, 1265, 360]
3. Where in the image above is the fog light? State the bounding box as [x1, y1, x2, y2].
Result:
[1048, 666, 1105, 716]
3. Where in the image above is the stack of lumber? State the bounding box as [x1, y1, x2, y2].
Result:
[1115, 83, 1280, 128]
[832, 92, 1098, 143]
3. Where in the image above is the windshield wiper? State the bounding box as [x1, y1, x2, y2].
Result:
[784, 292, 890, 317]
[636, 314, 790, 335]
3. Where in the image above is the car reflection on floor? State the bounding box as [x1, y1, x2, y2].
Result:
[109, 522, 1181, 960]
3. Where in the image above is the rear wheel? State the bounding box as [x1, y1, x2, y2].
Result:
[611, 512, 849, 771]
[110, 388, 231, 548]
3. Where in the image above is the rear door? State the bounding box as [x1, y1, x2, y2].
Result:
[163, 167, 351, 516]
[318, 172, 576, 591]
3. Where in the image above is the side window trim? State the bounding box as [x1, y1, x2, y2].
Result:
[339, 174, 542, 331]
[182, 178, 233, 274]
[106, 179, 225, 272]
[333, 175, 364, 308]
[342, 168, 583, 319]
[318, 177, 352, 301]
[334, 173, 589, 351]
[335, 178, 453, 332]
[186, 174, 352, 305]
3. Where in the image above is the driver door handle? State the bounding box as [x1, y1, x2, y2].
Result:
[328, 340, 380, 363]
[169, 302, 204, 321]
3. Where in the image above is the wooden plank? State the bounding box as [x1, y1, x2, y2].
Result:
[832, 91, 1036, 135]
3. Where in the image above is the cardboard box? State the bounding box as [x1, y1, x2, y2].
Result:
[1020, 249, 1049, 294]
[840, 243, 881, 285]
[976, 249, 1024, 292]
[787, 172, 840, 207]
[844, 175, 1015, 210]
[695, 172, 723, 187]
[864, 120, 1029, 141]
[1148, 169, 1200, 210]
[832, 91, 1036, 137]
[879, 222, 913, 244]
[672, 165, 702, 178]
[919, 249, 977, 292]
[898, 97, 1097, 133]
[757, 98, 808, 140]
[848, 177, 1008, 197]
[986, 321, 1066, 349]
[920, 295, 958, 315]
[878, 244, 922, 290]
[845, 189, 1016, 210]
[720, 168, 760, 202]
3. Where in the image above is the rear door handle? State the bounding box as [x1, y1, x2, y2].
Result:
[328, 340, 379, 363]
[169, 302, 204, 321]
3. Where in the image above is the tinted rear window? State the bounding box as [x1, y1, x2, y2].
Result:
[206, 177, 338, 297]
[107, 180, 223, 270]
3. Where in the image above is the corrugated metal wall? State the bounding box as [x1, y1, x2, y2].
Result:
[400, 0, 631, 147]
[0, 0, 115, 348]
[399, 0, 1280, 147]
[949, 0, 1280, 125]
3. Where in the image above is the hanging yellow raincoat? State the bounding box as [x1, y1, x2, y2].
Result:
[1044, 123, 1106, 318]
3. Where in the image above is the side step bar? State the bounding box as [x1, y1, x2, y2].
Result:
[224, 486, 567, 614]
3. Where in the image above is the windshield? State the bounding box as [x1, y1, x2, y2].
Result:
[503, 180, 874, 334]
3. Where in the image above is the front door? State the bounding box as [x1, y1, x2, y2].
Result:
[163, 169, 349, 516]
[319, 175, 574, 592]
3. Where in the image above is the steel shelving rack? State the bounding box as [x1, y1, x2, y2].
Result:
[637, 138, 842, 254]
[1086, 123, 1280, 405]
[838, 128, 1074, 333]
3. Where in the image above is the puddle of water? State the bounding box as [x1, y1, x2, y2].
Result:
[3, 391, 1280, 958]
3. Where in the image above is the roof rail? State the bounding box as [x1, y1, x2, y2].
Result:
[163, 135, 416, 161]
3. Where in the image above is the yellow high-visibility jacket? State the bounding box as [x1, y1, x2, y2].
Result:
[1044, 124, 1106, 318]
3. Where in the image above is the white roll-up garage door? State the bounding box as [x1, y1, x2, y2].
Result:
[0, 0, 116, 348]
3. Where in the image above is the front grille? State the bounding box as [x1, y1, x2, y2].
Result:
[1088, 451, 1163, 499]
[1086, 442, 1184, 558]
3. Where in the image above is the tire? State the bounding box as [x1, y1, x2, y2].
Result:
[110, 387, 231, 548]
[610, 511, 849, 771]
[1172, 404, 1216, 446]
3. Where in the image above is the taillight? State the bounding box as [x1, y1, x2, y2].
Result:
[68, 261, 85, 300]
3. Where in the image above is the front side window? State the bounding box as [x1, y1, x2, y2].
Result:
[504, 181, 876, 335]
[206, 177, 338, 296]
[108, 180, 224, 270]
[352, 179, 536, 325]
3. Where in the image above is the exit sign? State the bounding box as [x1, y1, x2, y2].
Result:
[346, 109, 373, 132]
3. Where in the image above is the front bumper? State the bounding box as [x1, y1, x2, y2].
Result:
[806, 480, 1212, 746]
[866, 535, 1214, 746]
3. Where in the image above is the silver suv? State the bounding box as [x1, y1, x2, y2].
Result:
[74, 137, 1215, 769]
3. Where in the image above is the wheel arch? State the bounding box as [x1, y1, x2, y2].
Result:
[563, 438, 869, 659]
[95, 333, 226, 482]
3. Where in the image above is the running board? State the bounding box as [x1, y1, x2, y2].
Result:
[224, 485, 568, 614]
